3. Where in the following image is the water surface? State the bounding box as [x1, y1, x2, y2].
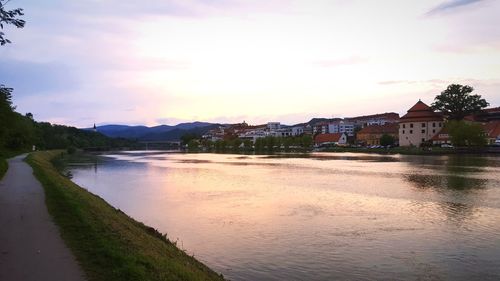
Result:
[68, 152, 500, 281]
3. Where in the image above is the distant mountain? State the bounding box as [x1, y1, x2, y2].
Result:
[89, 122, 220, 141]
[140, 124, 221, 141]
[95, 125, 151, 139]
[174, 121, 214, 130]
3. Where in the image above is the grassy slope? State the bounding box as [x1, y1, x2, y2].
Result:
[26, 151, 225, 281]
[0, 157, 6, 179]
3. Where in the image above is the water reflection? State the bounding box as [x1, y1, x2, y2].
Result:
[405, 173, 487, 191]
[66, 152, 500, 281]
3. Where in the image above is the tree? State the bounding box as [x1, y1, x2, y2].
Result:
[180, 133, 200, 146]
[431, 84, 489, 120]
[379, 134, 395, 147]
[0, 0, 25, 45]
[446, 120, 486, 147]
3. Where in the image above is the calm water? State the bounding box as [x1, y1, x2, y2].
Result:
[68, 152, 500, 281]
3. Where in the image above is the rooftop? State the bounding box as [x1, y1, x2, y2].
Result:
[314, 133, 344, 143]
[400, 100, 443, 122]
[357, 123, 399, 135]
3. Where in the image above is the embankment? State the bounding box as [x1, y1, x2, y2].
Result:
[26, 151, 225, 281]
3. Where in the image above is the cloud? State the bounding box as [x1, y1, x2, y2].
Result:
[426, 0, 484, 15]
[314, 56, 369, 68]
[378, 79, 448, 86]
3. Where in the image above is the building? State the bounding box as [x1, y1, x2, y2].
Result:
[314, 133, 347, 146]
[272, 128, 293, 137]
[399, 100, 444, 147]
[267, 122, 281, 131]
[465, 107, 500, 122]
[291, 126, 304, 136]
[313, 122, 329, 135]
[357, 123, 399, 146]
[483, 121, 500, 145]
[430, 127, 451, 145]
[328, 121, 355, 136]
[346, 112, 400, 128]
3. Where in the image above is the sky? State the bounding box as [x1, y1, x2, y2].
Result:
[1, 0, 499, 127]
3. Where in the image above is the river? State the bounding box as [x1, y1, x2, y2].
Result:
[67, 152, 500, 281]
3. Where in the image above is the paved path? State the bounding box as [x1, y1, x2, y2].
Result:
[0, 155, 86, 281]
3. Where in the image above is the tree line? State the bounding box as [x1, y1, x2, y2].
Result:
[182, 134, 313, 152]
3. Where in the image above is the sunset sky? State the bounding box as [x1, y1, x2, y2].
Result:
[1, 0, 499, 127]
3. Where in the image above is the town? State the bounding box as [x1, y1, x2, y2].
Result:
[197, 99, 500, 150]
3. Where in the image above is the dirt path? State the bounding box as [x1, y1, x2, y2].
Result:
[0, 154, 86, 281]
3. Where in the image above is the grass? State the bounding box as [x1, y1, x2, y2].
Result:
[26, 151, 225, 281]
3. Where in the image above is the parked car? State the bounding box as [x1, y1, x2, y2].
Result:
[441, 143, 454, 148]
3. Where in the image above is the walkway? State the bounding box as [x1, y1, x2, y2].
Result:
[0, 155, 86, 281]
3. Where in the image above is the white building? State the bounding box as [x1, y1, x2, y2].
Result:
[267, 122, 281, 131]
[328, 121, 355, 136]
[239, 129, 268, 143]
[399, 100, 444, 147]
[291, 126, 304, 136]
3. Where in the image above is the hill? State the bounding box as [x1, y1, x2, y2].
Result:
[94, 122, 219, 141]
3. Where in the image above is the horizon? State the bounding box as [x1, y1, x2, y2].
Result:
[1, 0, 500, 127]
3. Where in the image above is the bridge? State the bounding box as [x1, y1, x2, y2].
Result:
[138, 140, 182, 150]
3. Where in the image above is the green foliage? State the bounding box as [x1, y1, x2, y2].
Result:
[431, 84, 489, 120]
[243, 139, 253, 150]
[0, 157, 6, 179]
[187, 139, 199, 151]
[26, 151, 224, 281]
[445, 120, 487, 147]
[214, 140, 227, 151]
[0, 0, 26, 45]
[379, 134, 395, 147]
[180, 133, 200, 146]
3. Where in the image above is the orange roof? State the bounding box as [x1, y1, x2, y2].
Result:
[484, 107, 500, 114]
[358, 123, 398, 135]
[314, 133, 343, 143]
[483, 121, 500, 138]
[400, 100, 443, 122]
[431, 127, 450, 141]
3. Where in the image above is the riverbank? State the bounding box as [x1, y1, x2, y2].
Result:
[318, 146, 500, 155]
[26, 151, 225, 281]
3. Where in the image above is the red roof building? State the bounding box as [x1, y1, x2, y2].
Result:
[357, 123, 399, 146]
[314, 133, 347, 146]
[430, 127, 451, 144]
[483, 121, 500, 144]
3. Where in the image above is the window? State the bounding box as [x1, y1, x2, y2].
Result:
[422, 129, 425, 133]
[402, 130, 405, 134]
[422, 138, 425, 142]
[433, 129, 435, 133]
[422, 123, 426, 127]
[403, 124, 406, 128]
[410, 130, 413, 134]
[433, 123, 436, 127]
[410, 123, 414, 128]
[438, 123, 442, 127]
